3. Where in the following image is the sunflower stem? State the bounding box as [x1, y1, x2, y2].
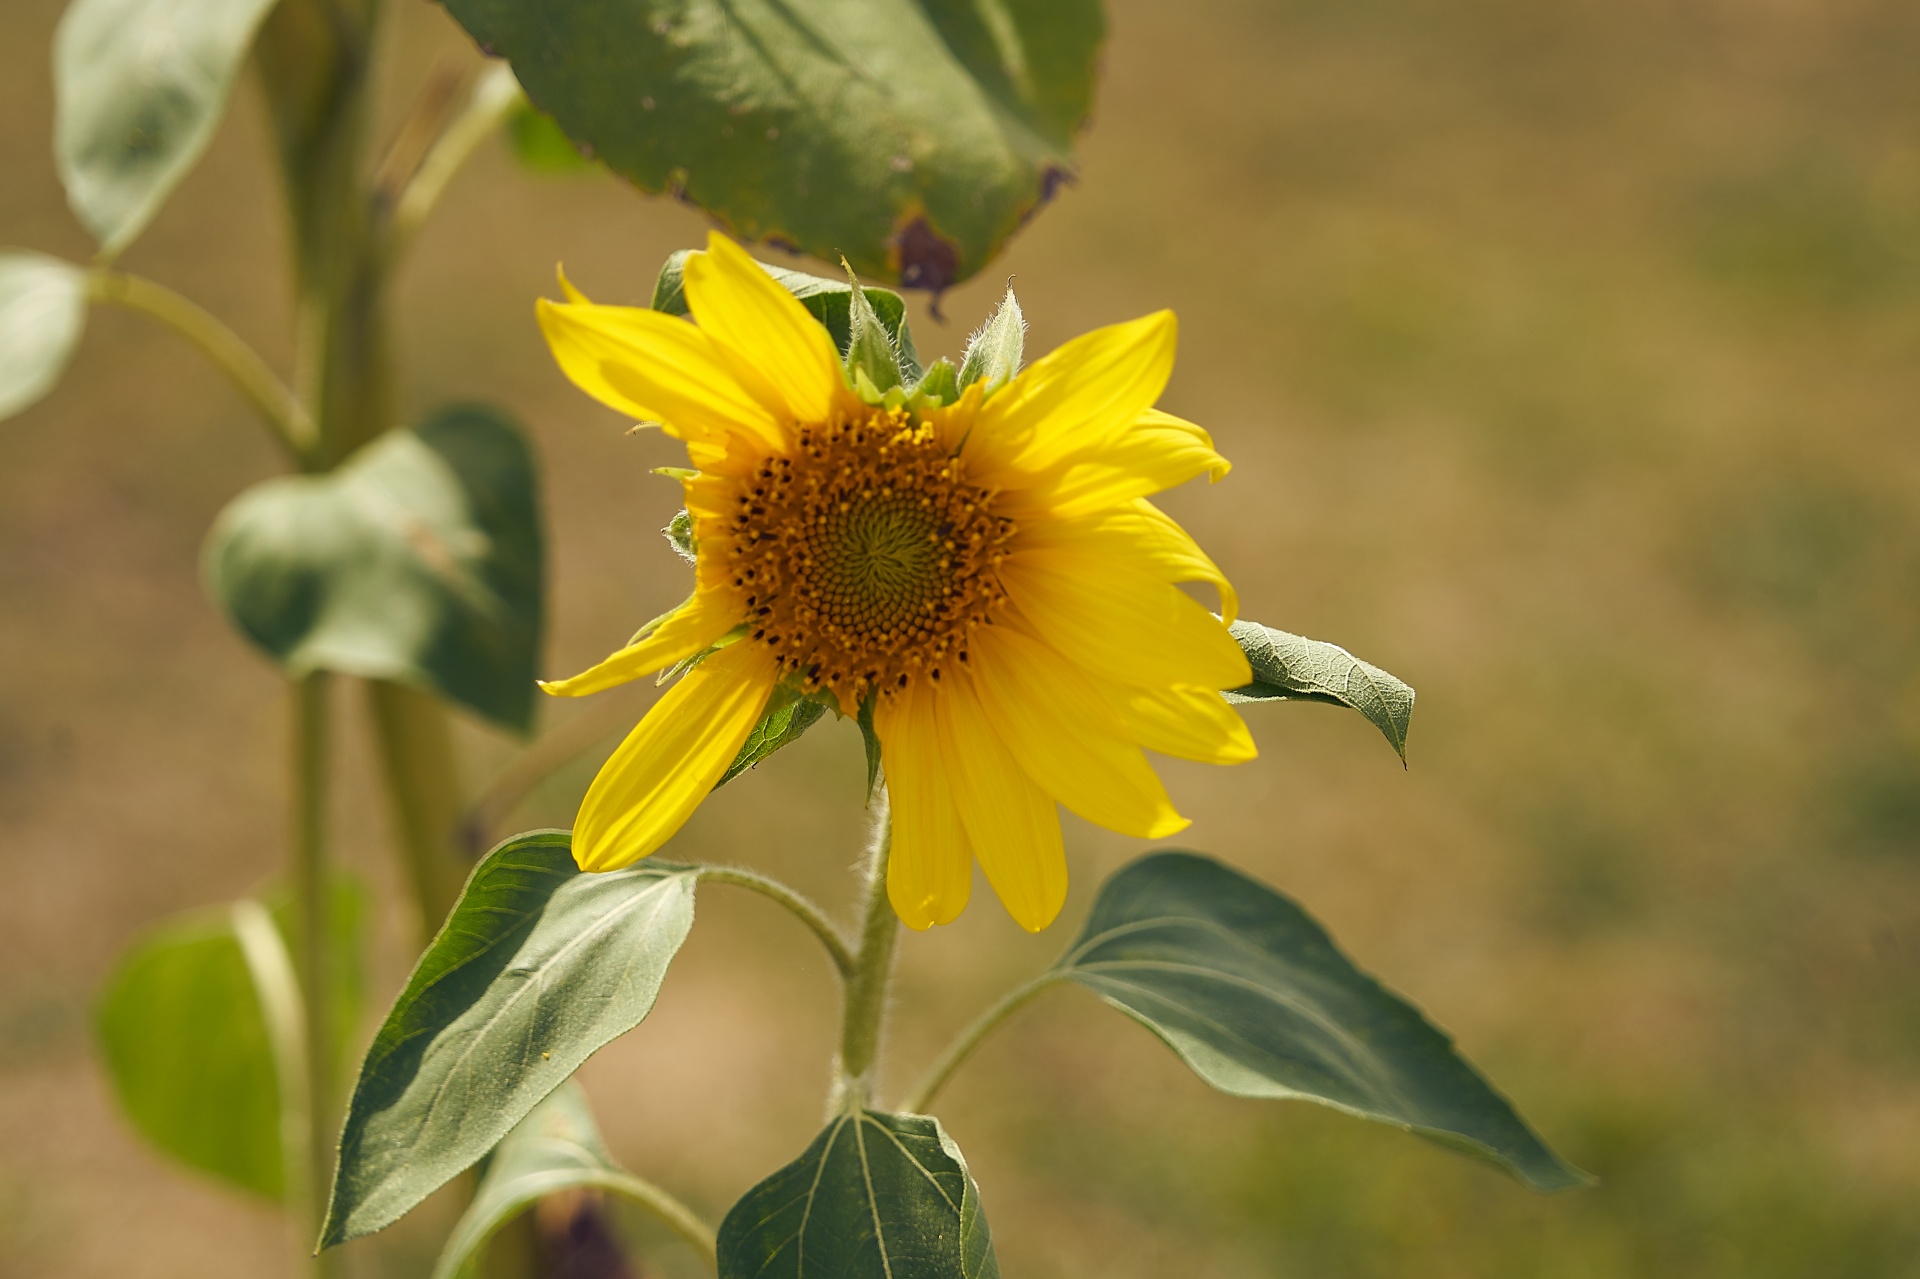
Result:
[833, 791, 898, 1109]
[289, 672, 336, 1277]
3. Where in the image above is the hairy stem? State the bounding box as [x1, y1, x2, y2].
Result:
[696, 866, 857, 979]
[899, 972, 1065, 1115]
[88, 270, 312, 461]
[290, 673, 335, 1276]
[834, 794, 898, 1107]
[365, 681, 467, 942]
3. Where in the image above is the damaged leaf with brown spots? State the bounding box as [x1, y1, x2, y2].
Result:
[440, 0, 1103, 292]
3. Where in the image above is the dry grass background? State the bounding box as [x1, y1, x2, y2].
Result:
[4, 0, 1920, 1275]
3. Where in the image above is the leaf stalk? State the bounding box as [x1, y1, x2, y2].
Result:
[899, 971, 1064, 1115]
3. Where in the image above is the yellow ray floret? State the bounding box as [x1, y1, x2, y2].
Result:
[536, 231, 1256, 930]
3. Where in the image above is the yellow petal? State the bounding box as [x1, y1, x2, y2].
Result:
[541, 592, 740, 697]
[1106, 682, 1257, 765]
[682, 233, 844, 427]
[934, 671, 1068, 932]
[999, 408, 1230, 521]
[968, 311, 1177, 479]
[999, 551, 1251, 692]
[535, 293, 784, 453]
[573, 640, 778, 871]
[969, 626, 1187, 839]
[1013, 500, 1238, 623]
[876, 683, 973, 930]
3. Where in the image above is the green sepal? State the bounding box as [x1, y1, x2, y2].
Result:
[841, 259, 904, 396]
[857, 693, 882, 798]
[717, 1109, 998, 1279]
[665, 509, 696, 562]
[910, 358, 960, 408]
[1225, 619, 1415, 762]
[956, 289, 1023, 393]
[717, 684, 831, 788]
[651, 251, 922, 381]
[0, 252, 88, 423]
[321, 832, 697, 1248]
[1057, 851, 1590, 1193]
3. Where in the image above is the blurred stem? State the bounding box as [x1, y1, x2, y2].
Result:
[290, 672, 336, 1277]
[899, 972, 1064, 1115]
[697, 866, 856, 979]
[87, 270, 313, 462]
[834, 793, 897, 1108]
[230, 898, 315, 1273]
[386, 64, 524, 261]
[366, 680, 468, 941]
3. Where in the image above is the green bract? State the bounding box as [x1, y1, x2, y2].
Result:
[441, 0, 1103, 290]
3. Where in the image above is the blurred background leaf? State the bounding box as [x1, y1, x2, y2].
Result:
[0, 251, 86, 421]
[203, 403, 545, 732]
[441, 0, 1103, 291]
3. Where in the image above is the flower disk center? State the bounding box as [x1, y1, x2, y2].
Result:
[724, 409, 1014, 707]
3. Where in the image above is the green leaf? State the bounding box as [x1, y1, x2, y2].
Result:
[322, 832, 697, 1248]
[204, 403, 545, 732]
[912, 358, 960, 407]
[440, 0, 1102, 292]
[1058, 852, 1589, 1192]
[95, 881, 366, 1202]
[842, 262, 904, 395]
[717, 1109, 998, 1279]
[651, 251, 922, 380]
[433, 1083, 647, 1279]
[717, 687, 830, 788]
[1225, 618, 1415, 761]
[54, 0, 280, 254]
[506, 102, 598, 175]
[0, 252, 88, 422]
[955, 290, 1024, 393]
[664, 509, 696, 562]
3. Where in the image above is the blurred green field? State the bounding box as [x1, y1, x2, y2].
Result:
[4, 0, 1920, 1276]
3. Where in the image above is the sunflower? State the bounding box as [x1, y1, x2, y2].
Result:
[536, 233, 1255, 932]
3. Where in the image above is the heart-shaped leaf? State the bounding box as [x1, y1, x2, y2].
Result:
[718, 1109, 997, 1279]
[1226, 619, 1415, 761]
[443, 0, 1103, 291]
[204, 403, 544, 732]
[95, 880, 365, 1201]
[55, 0, 281, 253]
[1058, 851, 1587, 1192]
[0, 252, 88, 422]
[322, 832, 697, 1248]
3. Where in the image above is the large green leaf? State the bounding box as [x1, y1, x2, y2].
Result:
[95, 880, 366, 1201]
[54, 0, 280, 254]
[443, 0, 1104, 291]
[1226, 619, 1416, 761]
[718, 1109, 997, 1279]
[1057, 852, 1587, 1192]
[434, 1083, 657, 1279]
[322, 832, 697, 1248]
[652, 251, 922, 379]
[204, 403, 545, 732]
[0, 252, 88, 422]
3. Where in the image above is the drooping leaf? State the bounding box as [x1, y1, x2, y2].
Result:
[717, 1109, 998, 1279]
[0, 252, 88, 422]
[651, 251, 922, 379]
[433, 1083, 664, 1279]
[1057, 852, 1589, 1192]
[506, 102, 599, 175]
[955, 290, 1024, 393]
[1225, 619, 1415, 761]
[717, 687, 830, 788]
[441, 0, 1103, 292]
[54, 0, 281, 254]
[95, 881, 366, 1202]
[204, 403, 545, 732]
[322, 832, 697, 1248]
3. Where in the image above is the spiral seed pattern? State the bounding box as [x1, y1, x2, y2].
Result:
[721, 407, 1014, 708]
